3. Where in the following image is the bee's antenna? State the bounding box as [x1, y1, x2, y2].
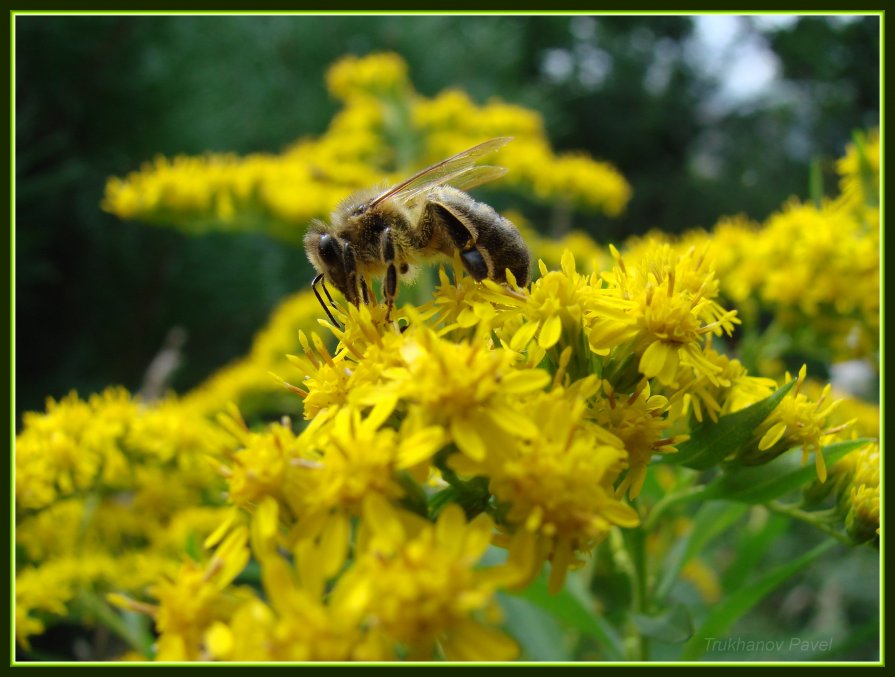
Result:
[312, 273, 342, 329]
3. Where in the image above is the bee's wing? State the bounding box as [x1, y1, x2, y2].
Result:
[395, 165, 508, 206]
[369, 137, 512, 208]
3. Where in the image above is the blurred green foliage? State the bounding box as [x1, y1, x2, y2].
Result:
[15, 14, 880, 419]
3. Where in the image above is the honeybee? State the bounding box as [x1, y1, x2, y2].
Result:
[304, 137, 530, 325]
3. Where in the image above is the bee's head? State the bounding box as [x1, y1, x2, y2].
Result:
[304, 226, 358, 305]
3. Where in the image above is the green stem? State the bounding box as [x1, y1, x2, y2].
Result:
[608, 530, 641, 660]
[809, 156, 823, 208]
[766, 501, 852, 545]
[610, 527, 651, 661]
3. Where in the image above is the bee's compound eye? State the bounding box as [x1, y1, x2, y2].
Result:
[318, 234, 341, 265]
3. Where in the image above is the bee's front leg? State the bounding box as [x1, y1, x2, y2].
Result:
[381, 227, 399, 322]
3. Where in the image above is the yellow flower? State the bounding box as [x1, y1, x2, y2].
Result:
[16, 388, 136, 509]
[17, 553, 177, 650]
[334, 496, 519, 661]
[739, 366, 848, 481]
[670, 345, 776, 423]
[14, 385, 245, 652]
[326, 52, 411, 101]
[846, 483, 880, 544]
[15, 563, 75, 649]
[590, 243, 739, 390]
[452, 386, 639, 594]
[218, 408, 307, 515]
[104, 52, 632, 243]
[299, 399, 445, 513]
[388, 325, 551, 462]
[427, 263, 527, 340]
[149, 527, 251, 660]
[592, 379, 682, 498]
[199, 495, 519, 661]
[824, 442, 879, 544]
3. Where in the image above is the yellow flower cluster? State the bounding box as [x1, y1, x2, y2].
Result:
[228, 243, 842, 600]
[841, 443, 880, 544]
[95, 245, 759, 659]
[23, 51, 880, 658]
[102, 52, 630, 242]
[131, 494, 519, 661]
[326, 51, 411, 101]
[622, 131, 880, 365]
[14, 388, 233, 648]
[412, 89, 631, 215]
[18, 237, 866, 659]
[817, 442, 880, 545]
[800, 378, 880, 544]
[736, 366, 850, 481]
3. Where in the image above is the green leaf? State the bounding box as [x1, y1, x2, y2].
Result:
[664, 380, 795, 469]
[721, 513, 789, 593]
[431, 467, 491, 519]
[515, 573, 625, 660]
[630, 604, 694, 644]
[680, 539, 836, 660]
[654, 502, 748, 603]
[701, 439, 873, 504]
[497, 592, 573, 661]
[852, 128, 879, 207]
[395, 469, 429, 518]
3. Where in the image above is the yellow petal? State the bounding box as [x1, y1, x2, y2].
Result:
[363, 395, 398, 432]
[204, 622, 233, 659]
[362, 493, 405, 554]
[462, 512, 496, 561]
[250, 496, 279, 558]
[486, 403, 540, 440]
[397, 426, 445, 468]
[435, 503, 466, 558]
[510, 321, 540, 352]
[500, 368, 551, 394]
[561, 249, 577, 277]
[204, 508, 239, 549]
[442, 620, 520, 661]
[451, 417, 487, 461]
[501, 530, 541, 589]
[640, 340, 679, 384]
[319, 512, 350, 578]
[538, 314, 563, 349]
[815, 448, 828, 483]
[758, 421, 787, 451]
[457, 306, 480, 328]
[601, 499, 641, 527]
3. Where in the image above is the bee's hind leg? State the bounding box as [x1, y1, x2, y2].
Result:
[459, 248, 489, 281]
[380, 227, 400, 322]
[360, 276, 371, 305]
